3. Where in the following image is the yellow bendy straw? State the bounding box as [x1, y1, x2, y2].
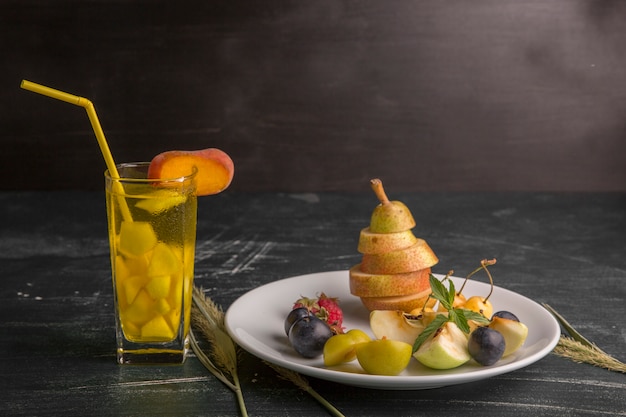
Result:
[20, 80, 132, 222]
[20, 80, 119, 178]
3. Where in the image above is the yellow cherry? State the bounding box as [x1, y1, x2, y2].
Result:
[437, 292, 467, 312]
[453, 292, 467, 308]
[464, 296, 493, 319]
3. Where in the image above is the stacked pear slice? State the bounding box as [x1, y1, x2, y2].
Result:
[350, 179, 439, 312]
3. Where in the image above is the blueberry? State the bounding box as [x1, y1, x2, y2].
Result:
[288, 315, 333, 358]
[468, 327, 505, 366]
[284, 307, 311, 335]
[491, 311, 519, 322]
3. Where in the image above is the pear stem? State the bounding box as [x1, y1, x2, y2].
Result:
[370, 178, 390, 205]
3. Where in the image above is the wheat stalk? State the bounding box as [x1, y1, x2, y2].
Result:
[543, 304, 626, 374]
[191, 287, 248, 417]
[554, 336, 626, 373]
[264, 361, 346, 417]
[191, 285, 345, 416]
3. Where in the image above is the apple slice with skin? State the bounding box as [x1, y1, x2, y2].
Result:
[360, 239, 439, 275]
[349, 265, 431, 297]
[148, 148, 234, 196]
[369, 310, 425, 345]
[413, 321, 471, 370]
[489, 316, 529, 356]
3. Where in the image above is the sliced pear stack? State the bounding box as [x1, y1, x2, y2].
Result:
[350, 179, 439, 312]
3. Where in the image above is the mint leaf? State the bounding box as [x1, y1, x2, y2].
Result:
[450, 309, 469, 333]
[459, 309, 491, 325]
[447, 279, 456, 307]
[429, 274, 451, 311]
[412, 274, 494, 355]
[412, 314, 448, 353]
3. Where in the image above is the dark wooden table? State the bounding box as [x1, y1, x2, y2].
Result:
[1, 191, 625, 416]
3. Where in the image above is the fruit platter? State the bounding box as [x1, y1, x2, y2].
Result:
[225, 271, 560, 390]
[225, 179, 560, 390]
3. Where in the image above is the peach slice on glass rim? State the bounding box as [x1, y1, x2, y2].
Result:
[148, 148, 234, 196]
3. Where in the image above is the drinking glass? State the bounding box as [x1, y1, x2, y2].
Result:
[105, 162, 197, 364]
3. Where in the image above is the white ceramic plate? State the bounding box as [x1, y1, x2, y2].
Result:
[225, 270, 560, 390]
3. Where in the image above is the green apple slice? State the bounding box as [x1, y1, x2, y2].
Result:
[413, 322, 470, 369]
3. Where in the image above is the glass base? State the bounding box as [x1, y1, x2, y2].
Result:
[116, 337, 189, 365]
[117, 348, 187, 365]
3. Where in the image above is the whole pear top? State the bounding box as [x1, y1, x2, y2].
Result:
[369, 179, 416, 233]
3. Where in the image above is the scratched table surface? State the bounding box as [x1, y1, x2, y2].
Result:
[1, 191, 625, 417]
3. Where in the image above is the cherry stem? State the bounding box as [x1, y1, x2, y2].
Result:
[419, 294, 433, 314]
[440, 270, 454, 283]
[458, 258, 496, 295]
[370, 178, 390, 205]
[480, 258, 496, 301]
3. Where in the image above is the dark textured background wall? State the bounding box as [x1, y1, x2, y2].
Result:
[2, 0, 625, 192]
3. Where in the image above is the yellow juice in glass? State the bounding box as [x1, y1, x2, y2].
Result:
[105, 162, 197, 364]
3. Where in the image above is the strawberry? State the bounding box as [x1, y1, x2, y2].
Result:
[293, 293, 344, 334]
